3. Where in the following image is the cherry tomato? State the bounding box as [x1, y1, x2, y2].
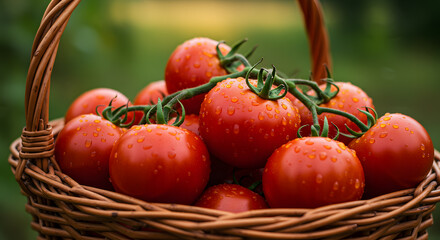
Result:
[165, 37, 243, 114]
[168, 114, 200, 136]
[292, 82, 374, 145]
[133, 80, 168, 105]
[263, 137, 365, 208]
[199, 77, 301, 169]
[109, 124, 211, 205]
[348, 113, 434, 198]
[194, 184, 268, 213]
[55, 114, 123, 190]
[65, 88, 136, 125]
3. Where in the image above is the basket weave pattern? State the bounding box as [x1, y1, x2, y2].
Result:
[9, 0, 440, 239]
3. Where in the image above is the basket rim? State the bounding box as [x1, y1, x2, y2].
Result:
[8, 118, 440, 239]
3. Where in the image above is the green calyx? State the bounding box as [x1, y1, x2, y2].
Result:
[297, 117, 340, 140]
[217, 39, 253, 73]
[340, 107, 377, 139]
[245, 62, 289, 101]
[145, 99, 186, 127]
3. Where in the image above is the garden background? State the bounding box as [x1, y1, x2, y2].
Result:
[1, 0, 439, 239]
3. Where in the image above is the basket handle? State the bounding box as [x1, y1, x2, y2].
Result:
[297, 0, 332, 83]
[17, 0, 331, 180]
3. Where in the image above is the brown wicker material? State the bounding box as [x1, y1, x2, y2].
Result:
[8, 0, 440, 239]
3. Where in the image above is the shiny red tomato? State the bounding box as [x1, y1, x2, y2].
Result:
[194, 184, 268, 213]
[348, 113, 434, 198]
[292, 82, 374, 145]
[65, 88, 136, 125]
[263, 137, 365, 208]
[165, 37, 242, 114]
[133, 80, 168, 105]
[55, 114, 124, 190]
[109, 124, 211, 205]
[199, 77, 301, 169]
[168, 114, 200, 136]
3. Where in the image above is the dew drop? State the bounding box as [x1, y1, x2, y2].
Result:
[355, 179, 361, 189]
[333, 181, 339, 191]
[319, 152, 327, 160]
[281, 117, 288, 126]
[379, 133, 388, 138]
[266, 104, 273, 111]
[143, 145, 152, 150]
[231, 97, 239, 103]
[316, 174, 323, 184]
[233, 124, 240, 134]
[227, 106, 235, 115]
[168, 151, 176, 159]
[85, 140, 92, 148]
[369, 138, 375, 144]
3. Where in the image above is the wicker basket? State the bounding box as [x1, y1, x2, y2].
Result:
[8, 0, 440, 239]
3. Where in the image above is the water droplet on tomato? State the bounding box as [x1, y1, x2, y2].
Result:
[316, 174, 323, 184]
[355, 179, 361, 189]
[333, 181, 339, 191]
[227, 106, 235, 115]
[233, 124, 240, 134]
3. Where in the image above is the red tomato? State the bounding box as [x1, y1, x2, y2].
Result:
[65, 88, 136, 125]
[263, 137, 365, 208]
[109, 124, 211, 205]
[292, 82, 374, 145]
[199, 77, 301, 169]
[133, 80, 168, 105]
[165, 37, 243, 114]
[194, 184, 268, 213]
[168, 114, 200, 136]
[348, 113, 434, 198]
[55, 114, 123, 190]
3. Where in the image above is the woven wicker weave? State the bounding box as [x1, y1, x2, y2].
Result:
[9, 0, 440, 239]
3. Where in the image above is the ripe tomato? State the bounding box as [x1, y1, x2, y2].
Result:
[194, 184, 268, 213]
[168, 114, 200, 136]
[348, 113, 434, 198]
[199, 77, 301, 169]
[65, 88, 136, 125]
[263, 137, 365, 208]
[109, 124, 211, 205]
[133, 80, 168, 106]
[54, 114, 124, 190]
[292, 82, 374, 145]
[165, 37, 242, 114]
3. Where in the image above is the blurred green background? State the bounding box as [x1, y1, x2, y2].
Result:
[1, 0, 439, 239]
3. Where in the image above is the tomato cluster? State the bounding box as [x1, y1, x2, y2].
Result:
[54, 37, 435, 213]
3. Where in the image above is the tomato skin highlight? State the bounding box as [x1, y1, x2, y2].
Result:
[65, 88, 136, 125]
[195, 184, 268, 213]
[292, 82, 374, 145]
[55, 114, 123, 190]
[109, 124, 211, 205]
[348, 113, 434, 198]
[165, 37, 242, 114]
[263, 137, 365, 208]
[199, 77, 301, 169]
